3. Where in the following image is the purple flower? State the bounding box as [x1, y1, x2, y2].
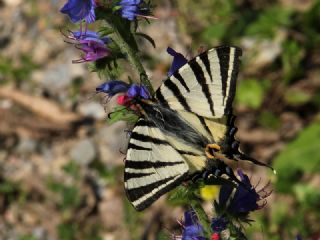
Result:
[60, 0, 96, 23]
[70, 30, 111, 44]
[74, 40, 109, 63]
[182, 211, 205, 240]
[68, 30, 111, 63]
[167, 47, 188, 76]
[216, 169, 270, 220]
[228, 170, 268, 213]
[96, 80, 130, 96]
[127, 84, 150, 99]
[211, 217, 228, 233]
[96, 82, 151, 106]
[118, 0, 142, 21]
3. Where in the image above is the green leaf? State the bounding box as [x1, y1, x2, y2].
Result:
[236, 79, 269, 109]
[99, 26, 114, 36]
[270, 201, 290, 231]
[202, 22, 227, 43]
[293, 183, 320, 207]
[112, 5, 122, 11]
[245, 6, 293, 38]
[258, 111, 281, 130]
[107, 105, 139, 124]
[167, 185, 192, 205]
[61, 186, 81, 209]
[0, 181, 18, 194]
[167, 181, 203, 205]
[273, 123, 320, 192]
[19, 235, 37, 240]
[156, 231, 170, 240]
[281, 40, 304, 84]
[62, 162, 80, 179]
[58, 223, 78, 240]
[284, 88, 311, 106]
[135, 32, 156, 48]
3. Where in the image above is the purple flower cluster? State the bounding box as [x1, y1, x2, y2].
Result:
[181, 211, 205, 240]
[66, 30, 111, 63]
[175, 211, 226, 240]
[96, 80, 150, 106]
[60, 0, 152, 63]
[60, 0, 96, 23]
[118, 0, 142, 21]
[216, 169, 270, 220]
[60, 0, 111, 63]
[60, 0, 151, 23]
[178, 170, 270, 239]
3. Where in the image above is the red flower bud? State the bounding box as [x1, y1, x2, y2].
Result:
[211, 233, 220, 240]
[117, 95, 132, 106]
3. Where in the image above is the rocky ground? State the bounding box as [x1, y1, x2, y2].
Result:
[0, 0, 320, 239]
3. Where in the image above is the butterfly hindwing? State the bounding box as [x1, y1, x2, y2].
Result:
[155, 46, 242, 118]
[124, 119, 189, 211]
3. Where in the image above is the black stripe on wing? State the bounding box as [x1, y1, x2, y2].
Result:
[125, 160, 185, 169]
[126, 176, 176, 202]
[164, 79, 192, 112]
[225, 48, 242, 115]
[124, 172, 154, 180]
[127, 143, 152, 151]
[189, 60, 215, 116]
[199, 53, 213, 82]
[130, 173, 188, 211]
[196, 115, 212, 137]
[216, 47, 230, 99]
[130, 132, 169, 145]
[173, 72, 190, 92]
[155, 89, 170, 108]
[176, 149, 200, 156]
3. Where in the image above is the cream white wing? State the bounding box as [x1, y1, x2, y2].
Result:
[124, 119, 190, 211]
[155, 46, 242, 118]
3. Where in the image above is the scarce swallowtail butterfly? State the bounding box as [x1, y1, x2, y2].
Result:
[115, 46, 272, 211]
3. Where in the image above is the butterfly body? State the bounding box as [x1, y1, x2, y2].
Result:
[121, 46, 270, 211]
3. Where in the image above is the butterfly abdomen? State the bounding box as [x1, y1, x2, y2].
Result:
[137, 100, 209, 150]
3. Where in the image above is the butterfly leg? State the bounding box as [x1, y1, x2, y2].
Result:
[203, 160, 241, 187]
[190, 172, 204, 183]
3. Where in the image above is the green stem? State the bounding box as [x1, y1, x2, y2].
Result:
[190, 198, 212, 239]
[107, 18, 154, 95]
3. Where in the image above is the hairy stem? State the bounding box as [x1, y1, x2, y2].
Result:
[190, 198, 212, 238]
[107, 16, 154, 94]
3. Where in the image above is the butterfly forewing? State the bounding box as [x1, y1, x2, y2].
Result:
[155, 46, 242, 118]
[124, 119, 189, 211]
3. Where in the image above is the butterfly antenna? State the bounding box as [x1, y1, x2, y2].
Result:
[235, 152, 275, 173]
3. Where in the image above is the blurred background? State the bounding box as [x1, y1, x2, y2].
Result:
[1, 0, 320, 239]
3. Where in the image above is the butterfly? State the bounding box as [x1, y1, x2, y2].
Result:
[105, 46, 272, 211]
